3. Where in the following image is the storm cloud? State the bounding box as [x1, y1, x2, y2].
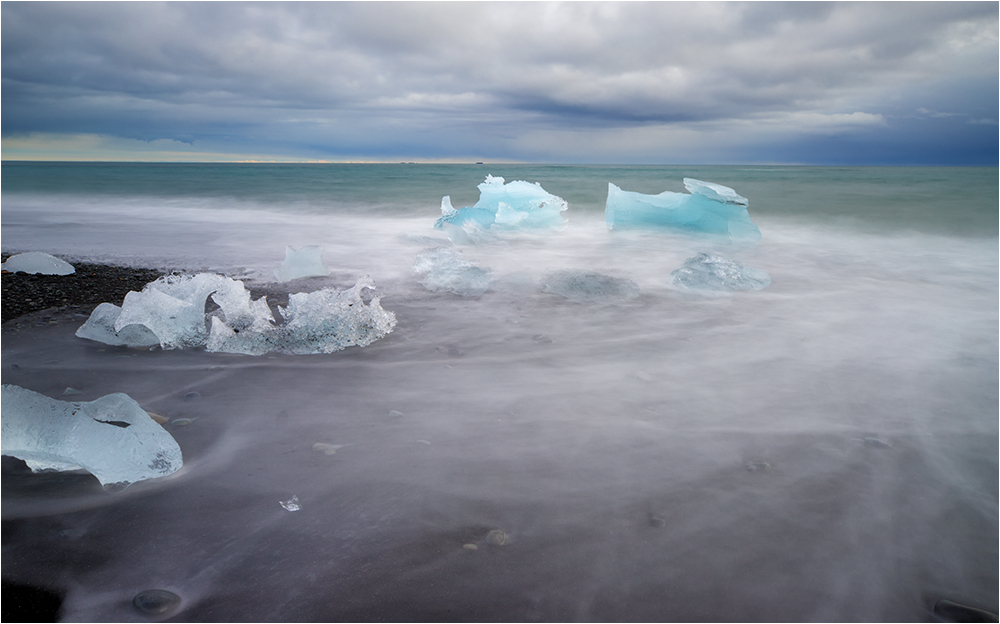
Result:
[2, 2, 996, 163]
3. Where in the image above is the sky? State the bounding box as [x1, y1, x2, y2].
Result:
[2, 2, 997, 165]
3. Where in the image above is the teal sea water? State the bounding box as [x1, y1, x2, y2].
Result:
[2, 162, 997, 621]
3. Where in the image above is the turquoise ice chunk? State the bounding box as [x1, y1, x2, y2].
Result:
[434, 175, 568, 233]
[605, 178, 761, 242]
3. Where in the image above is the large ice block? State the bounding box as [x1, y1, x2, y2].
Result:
[1, 385, 183, 489]
[78, 272, 397, 355]
[206, 275, 397, 355]
[605, 179, 761, 241]
[413, 248, 493, 297]
[435, 175, 568, 239]
[273, 245, 330, 282]
[1, 252, 75, 275]
[669, 253, 771, 291]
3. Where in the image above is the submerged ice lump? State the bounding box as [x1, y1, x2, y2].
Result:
[1, 385, 183, 489]
[606, 179, 761, 242]
[541, 270, 641, 304]
[413, 248, 493, 297]
[669, 253, 771, 291]
[435, 175, 568, 241]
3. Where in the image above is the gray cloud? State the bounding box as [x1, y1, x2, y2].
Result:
[2, 2, 996, 163]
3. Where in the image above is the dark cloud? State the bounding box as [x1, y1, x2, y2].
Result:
[2, 2, 996, 163]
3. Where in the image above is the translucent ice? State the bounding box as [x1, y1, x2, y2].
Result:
[78, 273, 396, 355]
[413, 248, 493, 297]
[206, 275, 397, 355]
[435, 175, 568, 239]
[273, 245, 330, 282]
[77, 273, 251, 350]
[669, 253, 771, 291]
[1, 252, 75, 275]
[541, 270, 641, 304]
[1, 384, 183, 488]
[605, 179, 761, 241]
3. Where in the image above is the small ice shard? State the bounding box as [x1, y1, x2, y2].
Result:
[413, 247, 493, 296]
[669, 253, 771, 292]
[485, 529, 512, 546]
[62, 387, 83, 396]
[75, 302, 161, 348]
[605, 179, 761, 241]
[1, 385, 183, 488]
[273, 245, 330, 282]
[206, 275, 396, 355]
[312, 443, 349, 455]
[863, 437, 892, 448]
[541, 270, 640, 304]
[280, 495, 301, 511]
[1, 252, 75, 275]
[435, 175, 568, 239]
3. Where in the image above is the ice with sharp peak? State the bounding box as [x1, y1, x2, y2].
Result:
[77, 273, 396, 355]
[413, 248, 493, 297]
[669, 253, 771, 291]
[1, 384, 183, 489]
[541, 270, 641, 304]
[605, 178, 761, 242]
[435, 175, 568, 241]
[274, 245, 330, 282]
[2, 252, 75, 275]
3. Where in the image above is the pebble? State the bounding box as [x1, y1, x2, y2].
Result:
[170, 418, 194, 427]
[182, 391, 201, 402]
[485, 529, 511, 546]
[462, 543, 479, 550]
[146, 411, 169, 424]
[649, 516, 666, 528]
[133, 589, 181, 615]
[863, 437, 892, 448]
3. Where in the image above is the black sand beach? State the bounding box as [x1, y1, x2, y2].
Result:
[2, 253, 166, 325]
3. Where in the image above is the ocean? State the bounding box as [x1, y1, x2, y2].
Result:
[2, 162, 997, 621]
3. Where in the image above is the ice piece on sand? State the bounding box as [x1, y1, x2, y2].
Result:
[541, 270, 640, 303]
[669, 253, 771, 291]
[280, 495, 301, 511]
[206, 275, 397, 355]
[605, 179, 761, 241]
[1, 384, 183, 489]
[413, 248, 493, 297]
[1, 252, 75, 275]
[273, 245, 330, 282]
[435, 175, 568, 239]
[76, 302, 161, 348]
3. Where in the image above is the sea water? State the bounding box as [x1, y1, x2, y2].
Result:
[1, 163, 997, 621]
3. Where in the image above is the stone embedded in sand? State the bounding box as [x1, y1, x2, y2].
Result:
[133, 589, 181, 615]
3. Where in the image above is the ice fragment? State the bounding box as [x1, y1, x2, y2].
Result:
[280, 495, 301, 511]
[273, 245, 330, 282]
[606, 179, 761, 241]
[413, 248, 493, 296]
[1, 385, 183, 488]
[541, 270, 640, 303]
[133, 590, 181, 615]
[435, 175, 568, 240]
[669, 253, 771, 292]
[1, 252, 75, 275]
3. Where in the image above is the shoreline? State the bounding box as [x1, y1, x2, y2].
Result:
[1, 253, 166, 324]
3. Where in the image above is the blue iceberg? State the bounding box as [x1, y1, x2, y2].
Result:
[435, 175, 568, 240]
[605, 179, 761, 242]
[669, 253, 771, 292]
